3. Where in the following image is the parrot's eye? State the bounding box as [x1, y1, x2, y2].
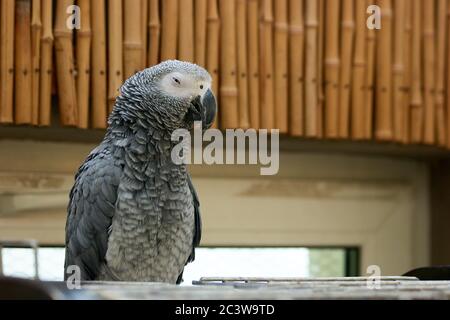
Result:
[200, 85, 204, 89]
[173, 77, 181, 85]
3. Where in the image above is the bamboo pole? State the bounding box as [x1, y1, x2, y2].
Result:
[31, 0, 41, 125]
[435, 0, 446, 146]
[206, 0, 220, 128]
[393, 0, 405, 142]
[401, 0, 412, 143]
[316, 0, 324, 137]
[76, 0, 91, 129]
[236, 0, 249, 129]
[15, 0, 33, 124]
[288, 0, 304, 136]
[410, 0, 423, 143]
[108, 0, 123, 113]
[422, 0, 435, 145]
[0, 0, 15, 123]
[219, 0, 238, 128]
[195, 0, 208, 66]
[324, 0, 340, 138]
[338, 0, 354, 138]
[179, 0, 195, 62]
[304, 0, 318, 137]
[141, 0, 148, 67]
[54, 0, 78, 126]
[90, 0, 107, 128]
[160, 0, 178, 60]
[124, 0, 143, 78]
[351, 0, 366, 139]
[375, 0, 393, 141]
[39, 0, 53, 126]
[259, 0, 275, 130]
[274, 0, 288, 133]
[247, 0, 259, 129]
[148, 0, 160, 66]
[364, 0, 376, 139]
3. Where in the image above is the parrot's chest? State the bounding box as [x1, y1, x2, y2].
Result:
[103, 166, 195, 283]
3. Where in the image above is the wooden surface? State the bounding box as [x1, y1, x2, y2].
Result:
[39, 278, 450, 299]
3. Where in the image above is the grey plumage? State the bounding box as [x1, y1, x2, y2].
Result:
[64, 60, 216, 283]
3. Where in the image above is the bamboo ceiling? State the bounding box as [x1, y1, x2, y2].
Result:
[0, 0, 449, 149]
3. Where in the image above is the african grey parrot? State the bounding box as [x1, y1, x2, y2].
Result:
[64, 60, 216, 283]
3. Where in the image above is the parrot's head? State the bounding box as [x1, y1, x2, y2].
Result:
[111, 60, 217, 133]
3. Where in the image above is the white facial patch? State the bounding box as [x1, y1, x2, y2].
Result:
[159, 71, 211, 100]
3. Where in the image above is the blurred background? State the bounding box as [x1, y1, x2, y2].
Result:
[0, 0, 449, 283]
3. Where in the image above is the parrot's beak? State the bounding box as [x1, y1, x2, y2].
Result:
[187, 89, 217, 130]
[201, 89, 217, 129]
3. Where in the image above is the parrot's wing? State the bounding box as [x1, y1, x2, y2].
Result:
[186, 173, 202, 263]
[64, 146, 121, 280]
[176, 173, 202, 284]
